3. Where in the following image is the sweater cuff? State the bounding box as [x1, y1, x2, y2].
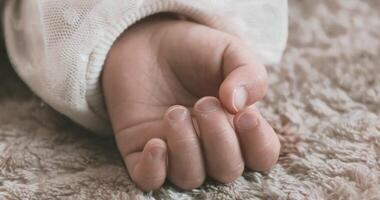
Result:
[85, 1, 234, 135]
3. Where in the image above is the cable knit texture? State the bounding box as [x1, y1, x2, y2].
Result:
[0, 0, 380, 199]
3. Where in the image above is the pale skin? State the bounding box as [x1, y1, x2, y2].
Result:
[102, 16, 281, 191]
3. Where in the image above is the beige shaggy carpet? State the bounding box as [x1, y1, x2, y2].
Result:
[1, 1, 380, 199]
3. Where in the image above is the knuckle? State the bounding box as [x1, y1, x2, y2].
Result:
[170, 137, 200, 153]
[202, 126, 236, 145]
[207, 126, 233, 137]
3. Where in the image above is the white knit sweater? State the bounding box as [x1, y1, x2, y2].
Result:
[2, 0, 288, 136]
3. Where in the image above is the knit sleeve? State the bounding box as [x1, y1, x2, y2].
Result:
[226, 0, 289, 65]
[2, 0, 288, 136]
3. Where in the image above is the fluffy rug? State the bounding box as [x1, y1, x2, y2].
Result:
[1, 1, 379, 199]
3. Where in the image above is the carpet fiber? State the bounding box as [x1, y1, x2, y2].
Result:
[1, 1, 380, 199]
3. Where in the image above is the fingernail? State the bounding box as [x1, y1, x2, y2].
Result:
[237, 111, 259, 130]
[196, 97, 220, 112]
[150, 147, 166, 161]
[168, 107, 187, 121]
[233, 86, 248, 112]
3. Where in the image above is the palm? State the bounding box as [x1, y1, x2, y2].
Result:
[105, 20, 226, 129]
[117, 59, 203, 128]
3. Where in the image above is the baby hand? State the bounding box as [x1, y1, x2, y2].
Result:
[103, 16, 280, 191]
